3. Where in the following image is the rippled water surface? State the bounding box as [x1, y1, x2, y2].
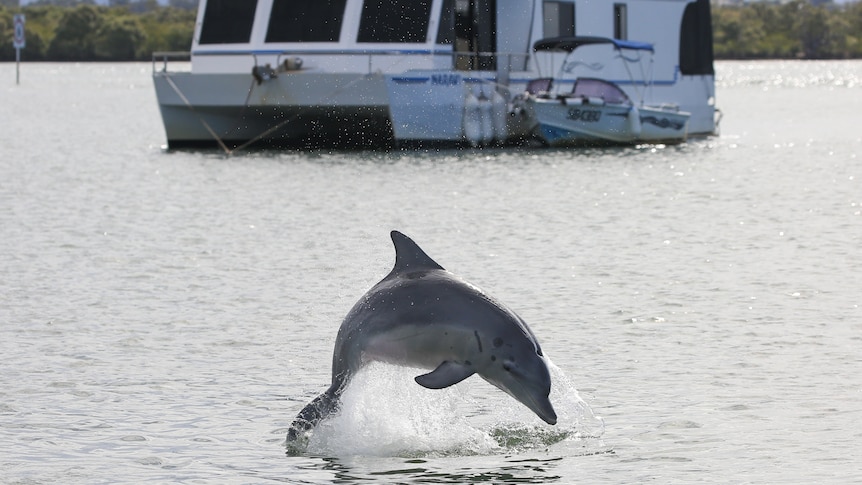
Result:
[1, 61, 861, 483]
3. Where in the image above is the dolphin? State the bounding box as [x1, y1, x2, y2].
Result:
[287, 230, 556, 442]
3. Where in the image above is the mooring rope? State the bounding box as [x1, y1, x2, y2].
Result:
[162, 74, 231, 155]
[163, 52, 415, 156]
[222, 78, 259, 143]
[228, 71, 379, 155]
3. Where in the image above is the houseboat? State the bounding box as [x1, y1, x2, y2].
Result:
[152, 0, 717, 151]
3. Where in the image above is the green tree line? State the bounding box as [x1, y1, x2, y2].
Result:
[712, 0, 862, 59]
[3, 1, 862, 62]
[0, 3, 195, 61]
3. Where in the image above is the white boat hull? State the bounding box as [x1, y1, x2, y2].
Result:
[638, 106, 691, 142]
[154, 69, 534, 149]
[528, 96, 689, 146]
[153, 71, 394, 148]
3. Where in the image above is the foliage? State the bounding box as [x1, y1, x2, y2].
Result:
[3, 1, 862, 61]
[94, 15, 146, 60]
[1, 2, 195, 61]
[47, 4, 104, 60]
[712, 1, 862, 59]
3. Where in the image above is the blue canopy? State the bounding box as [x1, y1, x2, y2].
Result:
[533, 36, 654, 53]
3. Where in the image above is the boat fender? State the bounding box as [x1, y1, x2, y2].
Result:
[280, 57, 303, 72]
[478, 87, 494, 146]
[491, 88, 508, 142]
[628, 105, 642, 138]
[463, 87, 482, 147]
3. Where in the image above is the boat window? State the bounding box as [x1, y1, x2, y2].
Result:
[453, 0, 496, 70]
[573, 78, 631, 105]
[543, 2, 575, 38]
[613, 3, 627, 40]
[436, 0, 455, 44]
[199, 0, 258, 44]
[266, 0, 347, 42]
[358, 0, 432, 43]
[679, 0, 715, 75]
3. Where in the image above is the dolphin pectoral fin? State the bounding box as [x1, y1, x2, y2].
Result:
[415, 361, 475, 389]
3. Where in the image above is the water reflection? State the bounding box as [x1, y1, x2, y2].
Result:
[307, 455, 568, 484]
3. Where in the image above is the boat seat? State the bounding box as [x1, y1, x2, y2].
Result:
[525, 78, 553, 96]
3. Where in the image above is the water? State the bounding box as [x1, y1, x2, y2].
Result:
[1, 60, 860, 483]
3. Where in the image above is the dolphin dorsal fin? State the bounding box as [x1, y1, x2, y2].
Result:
[390, 230, 444, 273]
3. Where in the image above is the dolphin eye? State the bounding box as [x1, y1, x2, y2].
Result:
[503, 361, 513, 372]
[536, 347, 544, 357]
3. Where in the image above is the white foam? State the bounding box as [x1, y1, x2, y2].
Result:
[304, 360, 604, 457]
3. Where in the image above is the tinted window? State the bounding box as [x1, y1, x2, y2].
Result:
[436, 0, 455, 44]
[679, 0, 715, 75]
[358, 0, 432, 43]
[613, 3, 627, 40]
[543, 2, 575, 38]
[573, 78, 631, 104]
[453, 0, 496, 70]
[266, 0, 347, 43]
[199, 0, 258, 44]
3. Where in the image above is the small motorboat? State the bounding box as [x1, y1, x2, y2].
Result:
[522, 36, 691, 146]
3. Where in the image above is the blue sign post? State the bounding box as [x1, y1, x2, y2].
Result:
[13, 14, 25, 85]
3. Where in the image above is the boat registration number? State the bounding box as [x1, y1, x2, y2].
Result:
[431, 74, 461, 85]
[567, 109, 601, 122]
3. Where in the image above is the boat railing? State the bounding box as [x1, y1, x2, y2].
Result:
[152, 50, 528, 77]
[152, 51, 191, 73]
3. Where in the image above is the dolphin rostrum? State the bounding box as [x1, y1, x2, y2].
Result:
[287, 231, 557, 442]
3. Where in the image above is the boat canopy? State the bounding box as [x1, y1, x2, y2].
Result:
[533, 36, 654, 53]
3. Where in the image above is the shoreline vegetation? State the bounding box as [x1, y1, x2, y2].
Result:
[2, 1, 862, 62]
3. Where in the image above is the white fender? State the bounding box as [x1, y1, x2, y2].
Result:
[463, 87, 482, 147]
[628, 104, 642, 138]
[491, 88, 508, 142]
[478, 86, 494, 146]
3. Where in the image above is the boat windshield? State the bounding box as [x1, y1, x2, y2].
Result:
[266, 0, 347, 43]
[358, 0, 432, 43]
[572, 78, 631, 105]
[199, 0, 258, 44]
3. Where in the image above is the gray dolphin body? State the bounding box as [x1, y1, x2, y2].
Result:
[287, 231, 556, 441]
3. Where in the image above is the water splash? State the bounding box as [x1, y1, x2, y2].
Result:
[289, 360, 604, 457]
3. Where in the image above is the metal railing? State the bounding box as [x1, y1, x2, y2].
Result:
[152, 49, 530, 77]
[152, 51, 191, 73]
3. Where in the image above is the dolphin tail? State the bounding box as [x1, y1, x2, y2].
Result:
[287, 386, 340, 442]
